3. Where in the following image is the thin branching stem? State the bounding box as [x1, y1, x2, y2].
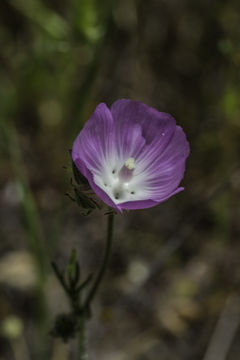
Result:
[83, 212, 115, 311]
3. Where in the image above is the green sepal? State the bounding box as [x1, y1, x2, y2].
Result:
[74, 188, 97, 210]
[72, 159, 90, 187]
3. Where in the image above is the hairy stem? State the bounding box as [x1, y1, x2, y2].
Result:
[84, 212, 115, 311]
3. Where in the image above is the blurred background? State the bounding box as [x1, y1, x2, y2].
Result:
[0, 0, 240, 359]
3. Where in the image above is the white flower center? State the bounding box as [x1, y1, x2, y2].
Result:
[98, 157, 138, 204]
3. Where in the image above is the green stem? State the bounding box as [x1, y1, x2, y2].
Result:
[84, 212, 115, 311]
[77, 212, 114, 360]
[78, 315, 87, 360]
[52, 213, 115, 358]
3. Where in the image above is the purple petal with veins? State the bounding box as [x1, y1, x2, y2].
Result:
[72, 99, 190, 211]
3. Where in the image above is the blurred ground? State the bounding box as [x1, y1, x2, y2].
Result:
[0, 0, 240, 359]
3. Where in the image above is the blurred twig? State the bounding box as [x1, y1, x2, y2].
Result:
[203, 294, 240, 360]
[8, 0, 69, 39]
[2, 120, 47, 279]
[10, 336, 31, 360]
[1, 119, 50, 359]
[68, 1, 114, 138]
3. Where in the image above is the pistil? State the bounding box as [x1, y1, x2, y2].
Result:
[118, 158, 135, 182]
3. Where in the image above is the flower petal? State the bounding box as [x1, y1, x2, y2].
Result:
[119, 187, 184, 210]
[111, 99, 176, 152]
[119, 199, 158, 210]
[72, 103, 114, 175]
[133, 126, 190, 202]
[113, 123, 146, 162]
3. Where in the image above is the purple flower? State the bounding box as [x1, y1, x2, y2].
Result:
[72, 99, 190, 212]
